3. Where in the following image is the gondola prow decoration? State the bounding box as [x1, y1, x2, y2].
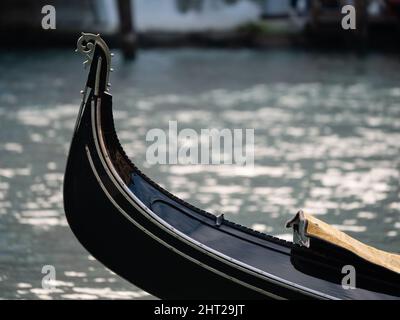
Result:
[76, 33, 112, 96]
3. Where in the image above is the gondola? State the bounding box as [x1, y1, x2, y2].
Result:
[64, 33, 400, 300]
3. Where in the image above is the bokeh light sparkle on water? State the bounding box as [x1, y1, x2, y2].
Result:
[0, 49, 399, 299]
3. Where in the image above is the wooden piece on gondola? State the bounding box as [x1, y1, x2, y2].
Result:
[287, 211, 400, 274]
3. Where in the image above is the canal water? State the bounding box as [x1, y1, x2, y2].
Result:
[0, 49, 399, 299]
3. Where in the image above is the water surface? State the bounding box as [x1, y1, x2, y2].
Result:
[0, 48, 399, 299]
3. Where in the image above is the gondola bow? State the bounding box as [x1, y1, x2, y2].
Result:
[64, 33, 400, 300]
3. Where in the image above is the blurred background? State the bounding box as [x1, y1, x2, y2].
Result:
[0, 0, 399, 299]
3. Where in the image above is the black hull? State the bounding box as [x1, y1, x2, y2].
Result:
[64, 100, 267, 299]
[64, 35, 400, 300]
[63, 94, 307, 299]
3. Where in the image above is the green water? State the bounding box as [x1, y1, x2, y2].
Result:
[0, 49, 399, 299]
